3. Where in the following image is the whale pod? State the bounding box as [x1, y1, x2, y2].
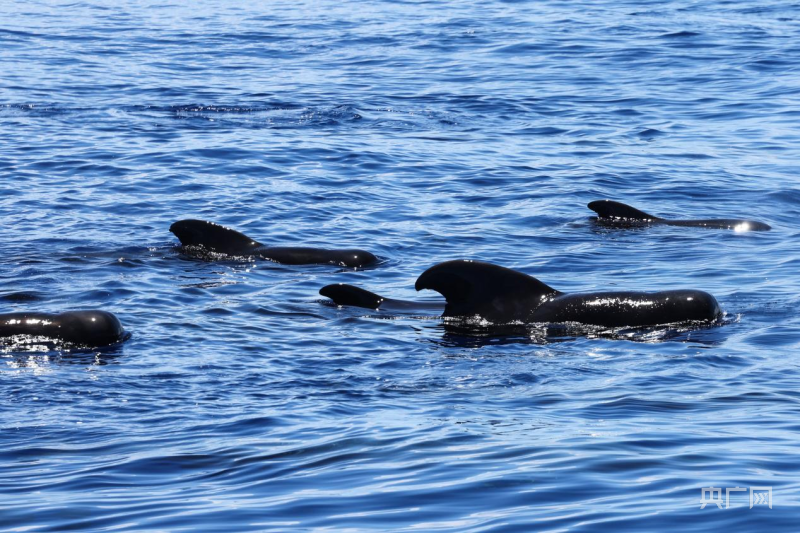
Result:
[170, 219, 377, 268]
[588, 200, 771, 231]
[0, 311, 127, 348]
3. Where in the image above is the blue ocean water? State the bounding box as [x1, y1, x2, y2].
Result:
[2, 0, 800, 530]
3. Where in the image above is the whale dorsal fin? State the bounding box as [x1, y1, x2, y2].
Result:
[414, 260, 560, 322]
[320, 283, 385, 309]
[170, 219, 263, 256]
[588, 200, 658, 221]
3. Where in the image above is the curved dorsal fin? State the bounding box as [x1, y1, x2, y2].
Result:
[414, 260, 559, 322]
[319, 283, 385, 309]
[169, 219, 263, 256]
[588, 200, 658, 220]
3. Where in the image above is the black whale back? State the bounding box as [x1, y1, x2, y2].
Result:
[533, 290, 721, 327]
[412, 260, 721, 328]
[0, 311, 126, 347]
[170, 219, 378, 267]
[588, 199, 771, 230]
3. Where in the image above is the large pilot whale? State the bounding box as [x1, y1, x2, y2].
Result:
[170, 219, 378, 268]
[0, 311, 127, 348]
[588, 200, 771, 231]
[321, 260, 721, 328]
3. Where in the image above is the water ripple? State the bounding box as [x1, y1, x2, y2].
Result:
[2, 0, 800, 530]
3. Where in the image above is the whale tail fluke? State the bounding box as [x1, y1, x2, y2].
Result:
[588, 200, 658, 221]
[320, 283, 385, 309]
[415, 260, 560, 322]
[170, 219, 262, 256]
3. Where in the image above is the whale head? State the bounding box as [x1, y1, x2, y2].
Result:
[55, 311, 127, 347]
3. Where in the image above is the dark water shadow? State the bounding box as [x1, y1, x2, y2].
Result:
[420, 318, 730, 348]
[0, 291, 45, 303]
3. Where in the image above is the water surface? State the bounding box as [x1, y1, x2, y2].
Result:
[2, 0, 800, 531]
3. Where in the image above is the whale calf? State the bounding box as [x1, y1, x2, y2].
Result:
[588, 200, 771, 231]
[0, 311, 127, 348]
[170, 219, 377, 268]
[322, 260, 721, 328]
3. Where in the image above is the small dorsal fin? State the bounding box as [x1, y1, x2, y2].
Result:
[169, 219, 262, 256]
[587, 200, 658, 221]
[320, 283, 385, 309]
[414, 260, 559, 322]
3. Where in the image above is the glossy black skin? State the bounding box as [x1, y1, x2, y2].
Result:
[416, 260, 721, 327]
[320, 283, 444, 313]
[170, 219, 377, 268]
[0, 311, 126, 347]
[323, 260, 721, 328]
[588, 200, 771, 231]
[530, 290, 720, 327]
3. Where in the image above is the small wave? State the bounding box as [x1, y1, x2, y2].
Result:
[660, 30, 702, 38]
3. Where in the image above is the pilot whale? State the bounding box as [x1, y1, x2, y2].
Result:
[320, 283, 445, 313]
[170, 219, 377, 268]
[588, 200, 771, 231]
[322, 260, 721, 328]
[0, 311, 127, 348]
